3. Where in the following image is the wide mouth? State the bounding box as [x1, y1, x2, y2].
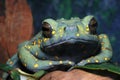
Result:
[46, 38, 98, 48]
[42, 38, 100, 57]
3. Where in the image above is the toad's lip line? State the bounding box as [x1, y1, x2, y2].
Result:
[45, 38, 98, 48]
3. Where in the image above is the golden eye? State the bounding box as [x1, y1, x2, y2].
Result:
[88, 17, 98, 34]
[42, 22, 52, 38]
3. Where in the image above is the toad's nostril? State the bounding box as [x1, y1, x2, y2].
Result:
[64, 27, 66, 31]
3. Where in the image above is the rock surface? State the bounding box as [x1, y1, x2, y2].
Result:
[0, 0, 33, 63]
[0, 0, 33, 78]
[40, 69, 112, 80]
[2, 0, 33, 57]
[0, 14, 8, 63]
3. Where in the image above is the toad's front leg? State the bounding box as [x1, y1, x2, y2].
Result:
[77, 34, 113, 66]
[18, 43, 75, 72]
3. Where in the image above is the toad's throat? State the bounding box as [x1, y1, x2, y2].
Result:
[42, 39, 100, 58]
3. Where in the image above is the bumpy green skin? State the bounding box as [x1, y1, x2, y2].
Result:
[4, 15, 112, 79]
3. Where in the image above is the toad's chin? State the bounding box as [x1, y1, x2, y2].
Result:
[41, 38, 100, 57]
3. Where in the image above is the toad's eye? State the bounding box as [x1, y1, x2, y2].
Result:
[89, 18, 98, 34]
[42, 22, 52, 38]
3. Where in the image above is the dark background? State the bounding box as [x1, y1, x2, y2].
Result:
[27, 0, 120, 64]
